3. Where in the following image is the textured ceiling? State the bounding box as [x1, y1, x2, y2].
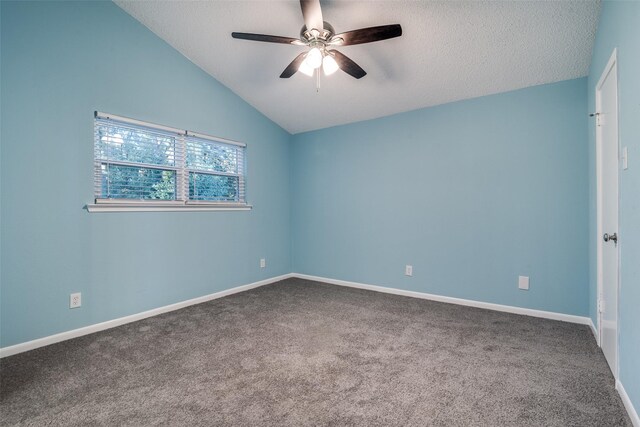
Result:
[115, 0, 600, 134]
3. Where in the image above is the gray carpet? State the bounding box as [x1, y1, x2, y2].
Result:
[0, 278, 631, 426]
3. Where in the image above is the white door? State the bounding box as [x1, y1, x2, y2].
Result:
[597, 50, 619, 377]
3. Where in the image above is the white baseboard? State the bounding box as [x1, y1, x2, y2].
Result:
[589, 317, 599, 342]
[617, 380, 640, 427]
[292, 273, 592, 326]
[0, 273, 294, 358]
[0, 272, 596, 358]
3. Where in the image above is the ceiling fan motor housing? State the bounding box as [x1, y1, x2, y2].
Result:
[301, 22, 335, 44]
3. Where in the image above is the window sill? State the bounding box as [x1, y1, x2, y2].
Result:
[86, 202, 252, 213]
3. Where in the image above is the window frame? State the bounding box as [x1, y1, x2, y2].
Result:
[87, 112, 251, 212]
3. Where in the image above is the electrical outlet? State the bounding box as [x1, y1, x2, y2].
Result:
[70, 292, 82, 308]
[518, 276, 530, 290]
[260, 258, 266, 268]
[405, 265, 413, 277]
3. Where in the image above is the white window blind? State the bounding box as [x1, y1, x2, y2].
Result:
[92, 112, 248, 211]
[186, 132, 245, 203]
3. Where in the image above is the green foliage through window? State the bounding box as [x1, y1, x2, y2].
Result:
[189, 173, 239, 201]
[101, 165, 176, 200]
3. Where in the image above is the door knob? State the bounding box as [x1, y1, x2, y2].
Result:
[603, 232, 618, 243]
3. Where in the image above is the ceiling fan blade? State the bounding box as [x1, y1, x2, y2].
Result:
[300, 0, 323, 32]
[232, 32, 304, 45]
[331, 24, 402, 46]
[280, 52, 307, 78]
[329, 50, 366, 79]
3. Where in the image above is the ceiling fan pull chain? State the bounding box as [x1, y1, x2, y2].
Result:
[316, 68, 320, 93]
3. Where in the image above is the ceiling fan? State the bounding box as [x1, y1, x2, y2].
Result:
[231, 0, 402, 81]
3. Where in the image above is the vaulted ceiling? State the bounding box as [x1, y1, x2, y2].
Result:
[115, 0, 600, 134]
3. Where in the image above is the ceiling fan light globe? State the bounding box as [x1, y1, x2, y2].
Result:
[323, 55, 339, 75]
[305, 47, 323, 69]
[298, 60, 314, 77]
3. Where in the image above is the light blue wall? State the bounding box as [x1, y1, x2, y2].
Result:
[292, 78, 589, 316]
[0, 1, 608, 368]
[0, 1, 291, 347]
[588, 0, 640, 414]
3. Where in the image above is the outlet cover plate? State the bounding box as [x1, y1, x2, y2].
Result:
[518, 276, 530, 290]
[70, 292, 82, 308]
[405, 265, 413, 277]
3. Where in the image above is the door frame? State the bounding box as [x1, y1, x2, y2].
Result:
[595, 48, 620, 379]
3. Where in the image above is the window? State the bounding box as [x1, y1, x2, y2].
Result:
[88, 112, 249, 212]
